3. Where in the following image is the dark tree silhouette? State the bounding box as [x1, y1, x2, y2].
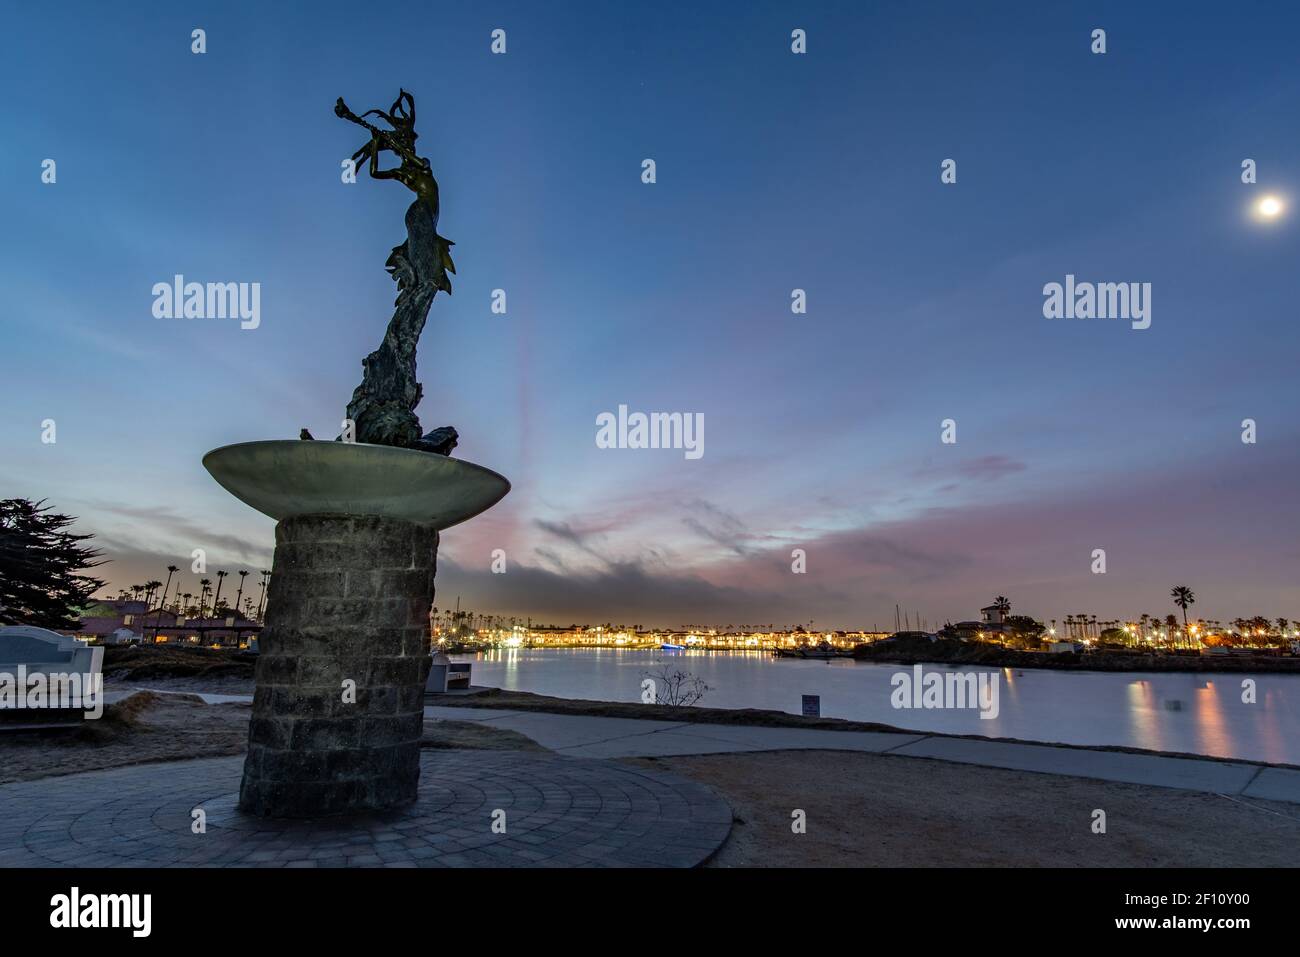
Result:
[1171, 585, 1195, 634]
[0, 499, 106, 629]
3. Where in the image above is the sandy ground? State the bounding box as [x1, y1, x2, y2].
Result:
[628, 750, 1300, 867]
[0, 692, 540, 784]
[109, 675, 257, 695]
[0, 692, 249, 785]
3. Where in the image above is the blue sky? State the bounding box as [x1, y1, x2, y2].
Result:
[2, 1, 1298, 628]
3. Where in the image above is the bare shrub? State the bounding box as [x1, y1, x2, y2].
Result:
[643, 664, 711, 707]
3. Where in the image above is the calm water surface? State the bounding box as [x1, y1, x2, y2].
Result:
[455, 648, 1300, 764]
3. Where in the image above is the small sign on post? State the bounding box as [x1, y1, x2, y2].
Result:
[801, 694, 820, 718]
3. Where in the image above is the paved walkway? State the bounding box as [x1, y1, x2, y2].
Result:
[424, 705, 1300, 805]
[0, 751, 731, 868]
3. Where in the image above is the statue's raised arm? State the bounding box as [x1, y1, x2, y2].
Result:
[330, 90, 458, 454]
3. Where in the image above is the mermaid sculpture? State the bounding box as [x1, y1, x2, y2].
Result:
[326, 90, 458, 455]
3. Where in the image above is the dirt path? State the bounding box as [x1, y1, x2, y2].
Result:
[630, 750, 1300, 867]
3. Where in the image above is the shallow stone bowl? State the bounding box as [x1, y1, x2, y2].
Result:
[203, 440, 510, 529]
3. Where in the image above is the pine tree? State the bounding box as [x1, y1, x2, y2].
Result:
[0, 499, 107, 629]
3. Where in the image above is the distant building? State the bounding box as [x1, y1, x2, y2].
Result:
[69, 599, 260, 649]
[75, 599, 163, 641]
[149, 615, 261, 648]
[949, 621, 990, 641]
[981, 604, 1006, 626]
[946, 603, 1012, 642]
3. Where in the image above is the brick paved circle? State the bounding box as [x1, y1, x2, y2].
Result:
[0, 751, 732, 868]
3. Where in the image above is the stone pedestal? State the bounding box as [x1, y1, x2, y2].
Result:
[239, 514, 437, 817]
[203, 440, 509, 819]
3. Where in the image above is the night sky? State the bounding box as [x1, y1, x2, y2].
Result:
[3, 1, 1298, 629]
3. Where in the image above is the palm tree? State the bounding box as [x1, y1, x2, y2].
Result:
[1171, 585, 1195, 640]
[992, 596, 1011, 618]
[199, 579, 212, 617]
[234, 570, 249, 620]
[181, 593, 193, 619]
[256, 570, 271, 620]
[212, 570, 228, 617]
[1163, 614, 1179, 648]
[152, 565, 179, 642]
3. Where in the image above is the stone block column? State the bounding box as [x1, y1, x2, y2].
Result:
[239, 514, 436, 817]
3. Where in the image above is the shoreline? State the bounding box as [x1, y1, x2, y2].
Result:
[850, 642, 1300, 674]
[442, 642, 1300, 674]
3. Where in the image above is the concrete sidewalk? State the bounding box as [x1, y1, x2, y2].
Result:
[424, 705, 1300, 806]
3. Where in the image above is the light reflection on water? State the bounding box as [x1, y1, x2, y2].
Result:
[458, 648, 1300, 764]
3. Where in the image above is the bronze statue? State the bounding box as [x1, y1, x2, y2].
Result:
[326, 90, 458, 454]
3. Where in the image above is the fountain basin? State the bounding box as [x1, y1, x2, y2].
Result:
[202, 440, 510, 529]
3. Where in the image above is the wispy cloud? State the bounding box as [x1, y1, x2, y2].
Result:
[89, 501, 267, 564]
[680, 499, 760, 558]
[914, 454, 1028, 484]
